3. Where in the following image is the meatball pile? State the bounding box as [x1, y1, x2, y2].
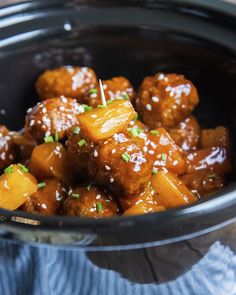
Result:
[0, 66, 232, 217]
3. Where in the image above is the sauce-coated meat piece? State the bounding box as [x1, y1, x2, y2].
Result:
[84, 76, 135, 108]
[88, 133, 153, 196]
[181, 170, 225, 198]
[66, 131, 94, 178]
[168, 115, 201, 151]
[186, 147, 232, 175]
[0, 125, 15, 170]
[36, 66, 97, 101]
[62, 185, 118, 217]
[201, 126, 230, 149]
[21, 179, 65, 215]
[136, 73, 199, 128]
[25, 97, 84, 142]
[10, 129, 37, 163]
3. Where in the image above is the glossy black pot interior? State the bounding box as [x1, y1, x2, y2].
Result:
[0, 0, 236, 252]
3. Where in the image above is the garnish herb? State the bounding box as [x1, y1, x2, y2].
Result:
[152, 167, 158, 175]
[4, 165, 13, 175]
[121, 153, 131, 163]
[96, 202, 103, 212]
[127, 127, 143, 138]
[73, 126, 80, 135]
[106, 100, 113, 105]
[89, 88, 98, 94]
[97, 104, 106, 109]
[71, 193, 80, 199]
[150, 130, 159, 136]
[54, 132, 59, 142]
[78, 139, 86, 147]
[38, 182, 46, 189]
[122, 93, 129, 100]
[18, 163, 29, 173]
[44, 135, 54, 143]
[82, 104, 93, 112]
[133, 114, 139, 121]
[161, 153, 167, 161]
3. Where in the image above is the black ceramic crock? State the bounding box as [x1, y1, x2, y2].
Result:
[0, 0, 236, 282]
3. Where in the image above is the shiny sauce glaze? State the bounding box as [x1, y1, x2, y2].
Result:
[0, 67, 232, 217]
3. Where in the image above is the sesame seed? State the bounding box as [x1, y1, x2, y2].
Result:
[148, 150, 154, 155]
[152, 96, 159, 103]
[111, 149, 116, 154]
[27, 107, 32, 113]
[96, 194, 101, 199]
[91, 114, 97, 118]
[105, 165, 111, 171]
[94, 150, 98, 157]
[29, 120, 35, 127]
[109, 178, 114, 183]
[42, 107, 46, 113]
[146, 104, 152, 111]
[158, 73, 165, 80]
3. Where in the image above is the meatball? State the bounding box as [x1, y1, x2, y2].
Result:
[186, 147, 232, 175]
[201, 126, 230, 149]
[25, 97, 84, 142]
[136, 73, 199, 128]
[21, 179, 64, 215]
[62, 185, 118, 217]
[88, 133, 153, 196]
[168, 115, 201, 151]
[181, 170, 225, 198]
[0, 125, 15, 170]
[66, 130, 95, 177]
[36, 66, 97, 101]
[10, 129, 37, 163]
[84, 76, 136, 108]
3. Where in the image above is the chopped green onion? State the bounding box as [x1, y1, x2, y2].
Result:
[150, 130, 159, 136]
[121, 153, 131, 163]
[97, 104, 106, 109]
[87, 184, 92, 191]
[122, 93, 129, 100]
[38, 182, 46, 189]
[207, 173, 218, 179]
[4, 165, 13, 175]
[133, 114, 139, 121]
[44, 135, 54, 143]
[107, 100, 113, 105]
[161, 153, 167, 161]
[89, 88, 98, 94]
[152, 167, 158, 175]
[127, 127, 143, 138]
[82, 104, 93, 112]
[18, 163, 29, 173]
[73, 126, 80, 135]
[96, 202, 103, 212]
[78, 139, 86, 147]
[54, 132, 59, 142]
[71, 193, 80, 199]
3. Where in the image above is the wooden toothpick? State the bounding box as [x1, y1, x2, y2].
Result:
[99, 79, 107, 107]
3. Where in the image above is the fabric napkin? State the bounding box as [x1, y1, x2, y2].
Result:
[0, 239, 236, 295]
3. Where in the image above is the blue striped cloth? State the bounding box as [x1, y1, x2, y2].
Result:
[0, 239, 236, 295]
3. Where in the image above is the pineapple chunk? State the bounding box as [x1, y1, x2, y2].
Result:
[151, 170, 196, 208]
[0, 164, 37, 210]
[78, 100, 136, 142]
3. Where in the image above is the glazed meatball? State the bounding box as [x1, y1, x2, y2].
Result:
[21, 179, 64, 215]
[66, 130, 95, 177]
[62, 185, 118, 217]
[201, 126, 230, 149]
[0, 125, 15, 170]
[181, 171, 225, 198]
[168, 115, 201, 151]
[88, 133, 153, 196]
[25, 97, 84, 142]
[136, 73, 199, 128]
[84, 76, 136, 108]
[10, 129, 37, 163]
[36, 66, 97, 101]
